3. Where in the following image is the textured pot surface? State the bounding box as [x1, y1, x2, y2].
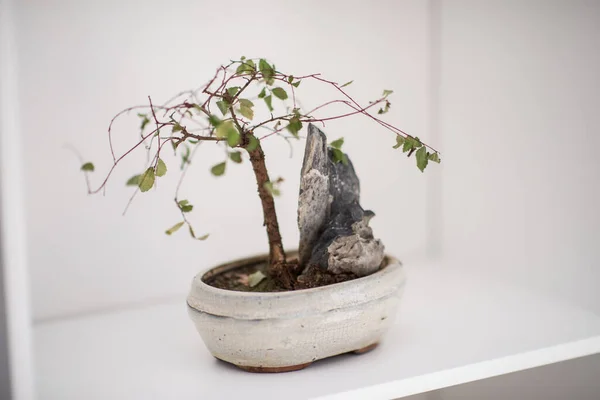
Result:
[187, 253, 406, 370]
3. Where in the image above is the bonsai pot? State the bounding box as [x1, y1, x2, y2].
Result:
[186, 252, 406, 372]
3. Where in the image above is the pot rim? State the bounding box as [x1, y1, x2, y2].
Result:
[187, 251, 406, 319]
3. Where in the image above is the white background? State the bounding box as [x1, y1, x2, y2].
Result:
[3, 0, 600, 398]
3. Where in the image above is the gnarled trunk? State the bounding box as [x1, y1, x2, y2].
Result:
[246, 135, 286, 272]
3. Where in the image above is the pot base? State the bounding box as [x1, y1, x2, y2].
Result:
[221, 342, 379, 373]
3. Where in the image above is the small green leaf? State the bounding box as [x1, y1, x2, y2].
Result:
[403, 136, 422, 153]
[416, 146, 428, 172]
[216, 100, 230, 116]
[246, 135, 259, 152]
[192, 104, 204, 113]
[165, 221, 185, 235]
[248, 270, 266, 287]
[80, 162, 94, 172]
[180, 204, 193, 213]
[216, 121, 240, 147]
[393, 136, 405, 149]
[138, 113, 150, 131]
[211, 162, 226, 176]
[227, 129, 240, 147]
[264, 181, 281, 197]
[236, 60, 256, 74]
[331, 148, 348, 165]
[172, 123, 183, 133]
[208, 114, 222, 127]
[271, 87, 288, 100]
[259, 59, 275, 81]
[126, 174, 141, 186]
[197, 233, 210, 240]
[156, 159, 167, 177]
[229, 151, 243, 163]
[378, 100, 391, 115]
[382, 89, 394, 97]
[227, 86, 240, 97]
[264, 95, 273, 112]
[238, 98, 254, 120]
[258, 87, 267, 99]
[138, 167, 155, 192]
[287, 75, 294, 83]
[286, 117, 302, 137]
[239, 106, 253, 120]
[178, 199, 189, 206]
[239, 99, 254, 108]
[330, 137, 344, 149]
[292, 81, 301, 88]
[340, 80, 353, 88]
[428, 152, 441, 163]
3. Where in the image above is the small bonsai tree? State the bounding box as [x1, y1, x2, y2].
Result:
[79, 57, 440, 289]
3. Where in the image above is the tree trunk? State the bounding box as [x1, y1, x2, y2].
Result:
[246, 136, 286, 270]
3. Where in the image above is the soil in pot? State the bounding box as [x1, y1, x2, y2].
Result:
[204, 257, 387, 293]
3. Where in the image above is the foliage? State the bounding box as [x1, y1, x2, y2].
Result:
[79, 57, 440, 254]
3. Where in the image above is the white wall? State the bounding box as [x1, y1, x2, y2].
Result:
[16, 0, 434, 321]
[439, 0, 600, 314]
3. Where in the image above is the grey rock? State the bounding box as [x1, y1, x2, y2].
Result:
[298, 124, 330, 265]
[297, 124, 385, 277]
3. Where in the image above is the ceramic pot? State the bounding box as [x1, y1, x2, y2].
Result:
[186, 252, 406, 372]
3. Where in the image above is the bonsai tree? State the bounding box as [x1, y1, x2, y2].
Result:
[79, 57, 440, 289]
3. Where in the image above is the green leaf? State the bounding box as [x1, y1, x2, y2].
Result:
[138, 167, 155, 192]
[428, 152, 441, 163]
[180, 204, 193, 213]
[192, 104, 204, 113]
[416, 146, 428, 172]
[238, 98, 254, 120]
[216, 100, 230, 116]
[197, 233, 210, 240]
[264, 95, 273, 112]
[259, 59, 275, 81]
[227, 86, 240, 97]
[248, 270, 266, 287]
[340, 80, 353, 88]
[246, 135, 259, 152]
[272, 87, 288, 100]
[211, 162, 226, 176]
[402, 136, 422, 153]
[393, 136, 405, 149]
[229, 151, 243, 163]
[126, 174, 141, 186]
[208, 115, 221, 127]
[287, 75, 294, 83]
[292, 81, 301, 88]
[165, 221, 185, 235]
[138, 113, 150, 131]
[236, 60, 256, 74]
[258, 87, 267, 99]
[216, 121, 240, 147]
[172, 123, 183, 133]
[330, 137, 344, 149]
[378, 100, 391, 115]
[80, 162, 94, 172]
[263, 181, 281, 197]
[382, 89, 394, 97]
[286, 117, 302, 137]
[178, 199, 189, 206]
[238, 98, 253, 108]
[331, 148, 348, 165]
[155, 159, 167, 177]
[238, 106, 253, 120]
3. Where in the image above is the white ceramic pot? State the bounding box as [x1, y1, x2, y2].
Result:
[187, 253, 406, 372]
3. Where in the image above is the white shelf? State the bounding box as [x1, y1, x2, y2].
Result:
[34, 263, 600, 400]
